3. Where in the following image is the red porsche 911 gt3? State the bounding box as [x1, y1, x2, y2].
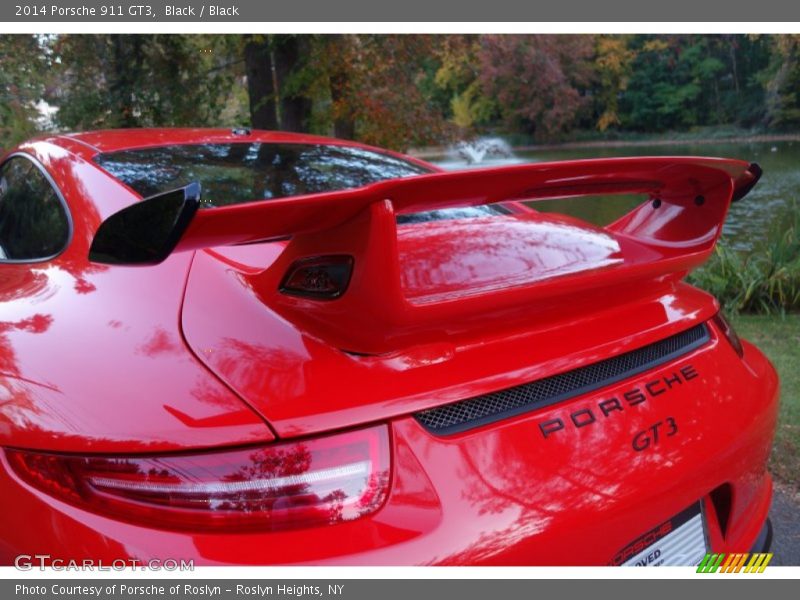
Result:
[0, 129, 777, 566]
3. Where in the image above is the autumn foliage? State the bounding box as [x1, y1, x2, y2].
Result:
[2, 34, 800, 152]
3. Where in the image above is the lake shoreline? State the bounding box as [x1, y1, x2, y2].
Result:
[409, 132, 800, 159]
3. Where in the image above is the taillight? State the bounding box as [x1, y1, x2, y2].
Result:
[280, 255, 354, 299]
[712, 312, 744, 358]
[5, 425, 389, 532]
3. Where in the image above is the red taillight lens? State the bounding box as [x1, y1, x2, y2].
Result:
[280, 255, 354, 299]
[712, 312, 744, 358]
[5, 425, 389, 531]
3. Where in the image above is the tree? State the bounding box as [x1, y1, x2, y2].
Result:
[244, 35, 277, 130]
[764, 35, 800, 128]
[433, 35, 497, 131]
[477, 35, 596, 138]
[303, 35, 452, 150]
[594, 36, 636, 131]
[242, 35, 318, 133]
[616, 35, 773, 132]
[0, 35, 49, 151]
[48, 35, 243, 130]
[721, 35, 771, 126]
[620, 37, 709, 131]
[273, 35, 313, 132]
[3, 33, 796, 155]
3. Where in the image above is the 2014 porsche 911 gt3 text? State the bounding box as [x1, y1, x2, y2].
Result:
[0, 128, 777, 565]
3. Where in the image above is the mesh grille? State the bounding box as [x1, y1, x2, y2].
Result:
[415, 323, 709, 435]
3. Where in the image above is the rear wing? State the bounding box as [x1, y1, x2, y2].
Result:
[90, 157, 761, 353]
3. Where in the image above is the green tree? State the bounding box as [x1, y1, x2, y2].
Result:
[707, 35, 770, 126]
[48, 35, 244, 130]
[763, 35, 800, 128]
[243, 35, 278, 130]
[618, 35, 772, 132]
[620, 37, 716, 131]
[0, 35, 49, 151]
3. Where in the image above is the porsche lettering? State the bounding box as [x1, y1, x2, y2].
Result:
[538, 365, 698, 438]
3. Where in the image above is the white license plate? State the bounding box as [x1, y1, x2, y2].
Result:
[614, 503, 709, 566]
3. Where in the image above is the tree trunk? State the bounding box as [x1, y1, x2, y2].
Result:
[244, 35, 278, 130]
[273, 35, 312, 132]
[110, 36, 144, 127]
[729, 38, 740, 95]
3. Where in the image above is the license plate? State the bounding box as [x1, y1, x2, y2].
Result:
[612, 503, 709, 566]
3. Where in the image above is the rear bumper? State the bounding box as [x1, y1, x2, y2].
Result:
[0, 323, 779, 566]
[750, 518, 773, 554]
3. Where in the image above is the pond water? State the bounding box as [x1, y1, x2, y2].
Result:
[430, 141, 800, 252]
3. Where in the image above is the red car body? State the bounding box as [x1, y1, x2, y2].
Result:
[0, 129, 777, 565]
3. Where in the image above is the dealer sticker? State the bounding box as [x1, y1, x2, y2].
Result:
[610, 503, 708, 566]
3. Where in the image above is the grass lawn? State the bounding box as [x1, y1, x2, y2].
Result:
[734, 314, 800, 490]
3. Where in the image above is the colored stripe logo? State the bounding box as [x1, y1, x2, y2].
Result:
[697, 553, 773, 573]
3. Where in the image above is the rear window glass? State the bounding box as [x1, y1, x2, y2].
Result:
[94, 142, 507, 223]
[94, 143, 431, 207]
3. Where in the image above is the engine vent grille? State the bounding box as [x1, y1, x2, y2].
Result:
[414, 323, 710, 435]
